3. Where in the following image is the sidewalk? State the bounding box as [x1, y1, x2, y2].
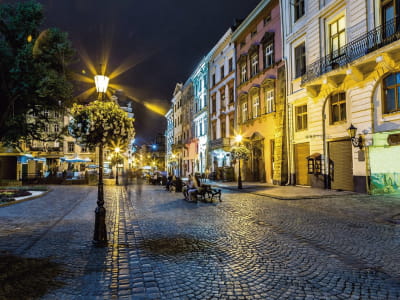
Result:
[207, 180, 361, 200]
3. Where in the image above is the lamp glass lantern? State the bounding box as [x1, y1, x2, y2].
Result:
[94, 75, 109, 93]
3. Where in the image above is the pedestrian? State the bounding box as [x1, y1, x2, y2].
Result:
[136, 170, 143, 197]
[187, 174, 200, 202]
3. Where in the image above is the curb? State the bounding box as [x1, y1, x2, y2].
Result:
[0, 189, 50, 208]
[211, 184, 361, 200]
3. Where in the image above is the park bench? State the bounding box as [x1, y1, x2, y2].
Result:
[194, 184, 222, 202]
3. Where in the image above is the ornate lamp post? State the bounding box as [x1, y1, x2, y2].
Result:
[235, 135, 243, 189]
[93, 73, 109, 245]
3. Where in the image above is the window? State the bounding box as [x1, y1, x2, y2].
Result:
[251, 30, 257, 38]
[294, 43, 306, 78]
[212, 122, 217, 140]
[383, 73, 400, 114]
[54, 123, 59, 133]
[265, 89, 275, 113]
[211, 94, 216, 114]
[329, 15, 346, 58]
[220, 65, 225, 80]
[382, 0, 395, 38]
[294, 0, 305, 22]
[264, 43, 274, 68]
[229, 116, 234, 136]
[54, 111, 60, 118]
[251, 54, 259, 77]
[296, 105, 308, 131]
[229, 86, 234, 103]
[68, 142, 75, 153]
[221, 119, 226, 138]
[241, 63, 247, 83]
[241, 102, 248, 123]
[220, 89, 226, 109]
[81, 146, 87, 153]
[212, 74, 216, 86]
[252, 93, 260, 118]
[330, 92, 346, 123]
[264, 15, 271, 25]
[228, 58, 233, 73]
[44, 110, 49, 118]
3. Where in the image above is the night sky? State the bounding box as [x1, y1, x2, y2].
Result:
[35, 0, 261, 144]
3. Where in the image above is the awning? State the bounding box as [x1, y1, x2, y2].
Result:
[60, 157, 91, 163]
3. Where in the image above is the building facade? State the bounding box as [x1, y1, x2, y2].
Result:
[208, 28, 236, 181]
[192, 57, 210, 175]
[232, 0, 287, 184]
[282, 0, 400, 193]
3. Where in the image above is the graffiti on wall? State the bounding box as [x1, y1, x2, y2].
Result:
[370, 172, 400, 194]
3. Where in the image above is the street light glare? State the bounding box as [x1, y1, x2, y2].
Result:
[235, 134, 243, 143]
[94, 75, 109, 93]
[115, 147, 120, 153]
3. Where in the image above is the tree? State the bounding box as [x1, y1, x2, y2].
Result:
[68, 100, 135, 149]
[230, 145, 250, 161]
[0, 1, 76, 145]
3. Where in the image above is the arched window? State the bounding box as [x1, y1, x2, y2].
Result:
[383, 73, 400, 114]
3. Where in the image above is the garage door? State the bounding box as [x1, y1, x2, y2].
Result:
[329, 140, 353, 191]
[295, 143, 310, 186]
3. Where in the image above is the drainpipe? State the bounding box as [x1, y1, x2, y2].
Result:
[322, 98, 329, 189]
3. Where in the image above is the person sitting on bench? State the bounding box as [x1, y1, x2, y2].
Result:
[187, 174, 201, 202]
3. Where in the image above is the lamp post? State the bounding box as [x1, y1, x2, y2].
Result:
[93, 73, 109, 245]
[235, 134, 243, 189]
[115, 147, 120, 185]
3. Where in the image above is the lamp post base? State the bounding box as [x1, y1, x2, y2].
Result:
[93, 206, 107, 246]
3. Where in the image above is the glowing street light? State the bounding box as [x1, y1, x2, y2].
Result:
[94, 75, 109, 94]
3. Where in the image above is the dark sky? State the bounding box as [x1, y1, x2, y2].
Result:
[36, 0, 261, 144]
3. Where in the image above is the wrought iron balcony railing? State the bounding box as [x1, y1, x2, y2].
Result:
[302, 16, 400, 85]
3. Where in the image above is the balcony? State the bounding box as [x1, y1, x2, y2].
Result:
[209, 138, 231, 150]
[171, 143, 186, 151]
[302, 16, 400, 85]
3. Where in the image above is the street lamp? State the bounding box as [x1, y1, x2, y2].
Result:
[115, 147, 120, 185]
[93, 73, 109, 245]
[347, 123, 363, 149]
[235, 135, 243, 189]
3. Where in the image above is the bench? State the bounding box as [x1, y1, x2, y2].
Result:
[193, 185, 222, 202]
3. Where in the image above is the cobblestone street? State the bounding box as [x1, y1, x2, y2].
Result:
[0, 184, 400, 299]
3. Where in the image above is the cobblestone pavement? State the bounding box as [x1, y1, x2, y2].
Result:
[0, 184, 399, 299]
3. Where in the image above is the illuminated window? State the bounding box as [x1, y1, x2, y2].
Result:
[54, 123, 59, 132]
[221, 119, 226, 138]
[252, 93, 260, 118]
[229, 86, 234, 103]
[264, 43, 274, 68]
[241, 63, 247, 83]
[220, 89, 226, 110]
[211, 94, 216, 114]
[265, 89, 275, 113]
[296, 105, 308, 131]
[251, 53, 259, 77]
[383, 73, 400, 114]
[329, 15, 346, 58]
[241, 102, 248, 123]
[330, 92, 346, 123]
